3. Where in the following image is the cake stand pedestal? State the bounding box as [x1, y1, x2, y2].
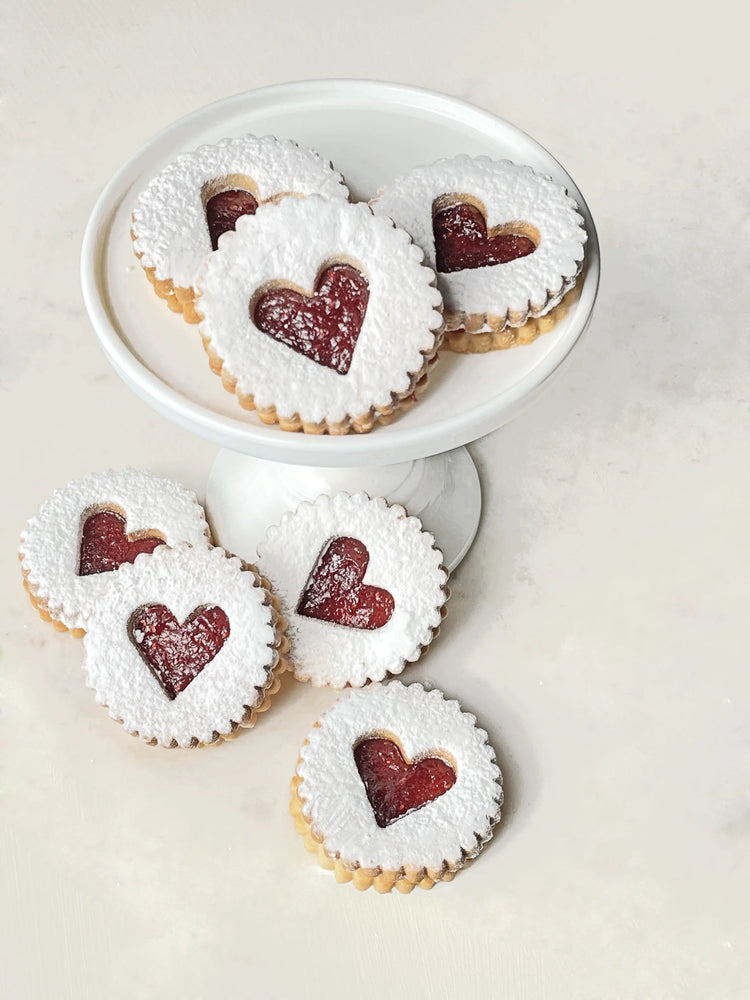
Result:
[205, 445, 480, 572]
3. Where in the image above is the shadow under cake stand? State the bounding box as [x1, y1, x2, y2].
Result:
[80, 80, 600, 570]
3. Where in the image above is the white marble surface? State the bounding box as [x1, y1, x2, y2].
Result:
[2, 1, 748, 998]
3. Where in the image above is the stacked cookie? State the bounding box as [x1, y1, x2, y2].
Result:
[131, 135, 587, 432]
[19, 470, 287, 746]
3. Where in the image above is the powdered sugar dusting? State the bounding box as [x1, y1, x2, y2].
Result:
[82, 543, 277, 747]
[132, 134, 349, 288]
[256, 493, 448, 687]
[371, 155, 586, 325]
[297, 682, 503, 871]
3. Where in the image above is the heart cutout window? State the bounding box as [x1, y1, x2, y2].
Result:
[354, 734, 456, 827]
[202, 174, 261, 251]
[252, 263, 370, 375]
[78, 507, 165, 576]
[128, 603, 231, 700]
[297, 536, 393, 629]
[432, 194, 539, 273]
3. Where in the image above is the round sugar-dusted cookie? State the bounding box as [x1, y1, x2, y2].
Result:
[19, 469, 211, 635]
[290, 681, 503, 892]
[131, 135, 348, 322]
[82, 543, 286, 747]
[256, 493, 449, 687]
[194, 195, 444, 433]
[371, 155, 587, 351]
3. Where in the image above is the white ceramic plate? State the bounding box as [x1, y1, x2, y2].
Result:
[80, 79, 600, 467]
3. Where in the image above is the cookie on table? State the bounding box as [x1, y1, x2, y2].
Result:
[371, 154, 587, 352]
[131, 135, 348, 323]
[194, 195, 444, 434]
[255, 493, 449, 688]
[19, 469, 211, 636]
[82, 542, 288, 747]
[290, 681, 503, 892]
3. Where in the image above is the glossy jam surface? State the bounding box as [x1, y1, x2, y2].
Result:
[253, 264, 369, 375]
[297, 536, 394, 630]
[78, 509, 165, 577]
[205, 189, 259, 251]
[433, 202, 536, 273]
[128, 604, 230, 700]
[354, 737, 456, 828]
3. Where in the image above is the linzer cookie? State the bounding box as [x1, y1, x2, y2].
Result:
[290, 682, 503, 892]
[194, 195, 443, 433]
[131, 135, 348, 322]
[19, 469, 211, 636]
[82, 543, 287, 747]
[255, 493, 448, 687]
[371, 155, 586, 352]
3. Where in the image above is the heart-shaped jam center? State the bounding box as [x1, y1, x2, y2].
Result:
[433, 201, 536, 273]
[205, 189, 259, 251]
[128, 604, 230, 700]
[253, 263, 369, 375]
[354, 737, 456, 828]
[78, 509, 165, 577]
[297, 536, 394, 630]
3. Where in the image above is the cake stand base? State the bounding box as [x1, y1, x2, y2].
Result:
[204, 445, 481, 572]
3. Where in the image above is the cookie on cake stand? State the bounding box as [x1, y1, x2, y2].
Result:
[81, 81, 599, 571]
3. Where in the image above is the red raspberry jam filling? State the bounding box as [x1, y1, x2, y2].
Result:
[128, 604, 231, 700]
[297, 536, 394, 630]
[253, 263, 369, 375]
[433, 201, 536, 273]
[354, 737, 456, 828]
[205, 189, 259, 252]
[78, 509, 165, 577]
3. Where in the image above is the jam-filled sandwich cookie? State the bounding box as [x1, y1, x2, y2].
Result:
[290, 682, 503, 892]
[371, 155, 587, 352]
[256, 493, 449, 688]
[194, 196, 443, 434]
[131, 135, 348, 323]
[19, 469, 211, 636]
[82, 543, 287, 747]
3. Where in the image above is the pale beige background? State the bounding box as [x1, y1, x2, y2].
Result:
[2, 1, 749, 998]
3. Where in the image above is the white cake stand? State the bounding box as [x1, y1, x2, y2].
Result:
[80, 80, 599, 570]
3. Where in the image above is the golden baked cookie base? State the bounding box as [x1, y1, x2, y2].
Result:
[198, 332, 439, 435]
[131, 229, 202, 324]
[443, 279, 582, 353]
[290, 770, 476, 894]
